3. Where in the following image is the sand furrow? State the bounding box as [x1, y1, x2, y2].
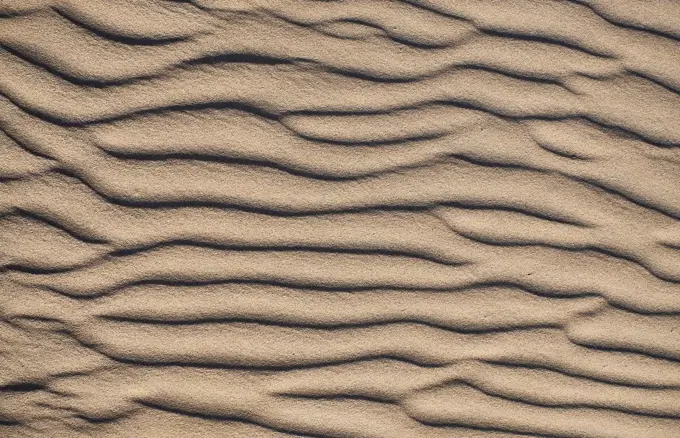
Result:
[572, 0, 680, 40]
[3, 45, 680, 147]
[404, 383, 680, 438]
[58, 321, 680, 388]
[0, 281, 604, 334]
[5, 97, 680, 222]
[2, 0, 680, 436]
[7, 237, 680, 312]
[0, 9, 622, 84]
[4, 170, 680, 286]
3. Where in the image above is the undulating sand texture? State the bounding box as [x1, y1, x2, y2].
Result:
[2, 0, 680, 437]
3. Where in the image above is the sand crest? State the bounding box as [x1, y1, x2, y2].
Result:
[2, 1, 680, 436]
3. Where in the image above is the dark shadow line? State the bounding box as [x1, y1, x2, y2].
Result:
[573, 173, 680, 221]
[0, 44, 153, 88]
[89, 352, 446, 372]
[135, 403, 332, 438]
[181, 52, 295, 67]
[460, 64, 567, 87]
[322, 18, 455, 50]
[96, 314, 556, 335]
[513, 113, 680, 149]
[455, 380, 680, 420]
[568, 339, 680, 365]
[567, 0, 680, 43]
[433, 201, 587, 227]
[626, 70, 680, 100]
[10, 209, 110, 245]
[289, 128, 449, 146]
[0, 382, 45, 392]
[0, 125, 58, 161]
[483, 360, 680, 390]
[444, 225, 680, 285]
[480, 29, 613, 59]
[98, 149, 398, 182]
[107, 240, 466, 267]
[51, 7, 189, 46]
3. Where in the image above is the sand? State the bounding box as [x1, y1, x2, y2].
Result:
[1, 0, 680, 437]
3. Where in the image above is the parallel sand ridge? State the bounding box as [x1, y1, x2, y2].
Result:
[1, 0, 680, 436]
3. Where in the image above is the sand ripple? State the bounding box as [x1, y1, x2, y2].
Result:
[1, 0, 680, 436]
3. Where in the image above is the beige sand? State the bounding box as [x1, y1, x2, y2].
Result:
[2, 0, 680, 436]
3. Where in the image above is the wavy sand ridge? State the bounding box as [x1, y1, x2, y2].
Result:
[1, 1, 680, 437]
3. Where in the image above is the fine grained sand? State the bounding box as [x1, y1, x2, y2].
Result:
[1, 1, 680, 437]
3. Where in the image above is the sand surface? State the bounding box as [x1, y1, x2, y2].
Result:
[2, 0, 680, 437]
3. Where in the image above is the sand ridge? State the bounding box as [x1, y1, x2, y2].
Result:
[1, 0, 680, 437]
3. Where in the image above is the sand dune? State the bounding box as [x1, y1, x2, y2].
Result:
[2, 0, 680, 437]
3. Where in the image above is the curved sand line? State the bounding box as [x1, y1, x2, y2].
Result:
[2, 0, 680, 436]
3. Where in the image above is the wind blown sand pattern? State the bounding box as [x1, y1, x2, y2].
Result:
[1, 0, 680, 437]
